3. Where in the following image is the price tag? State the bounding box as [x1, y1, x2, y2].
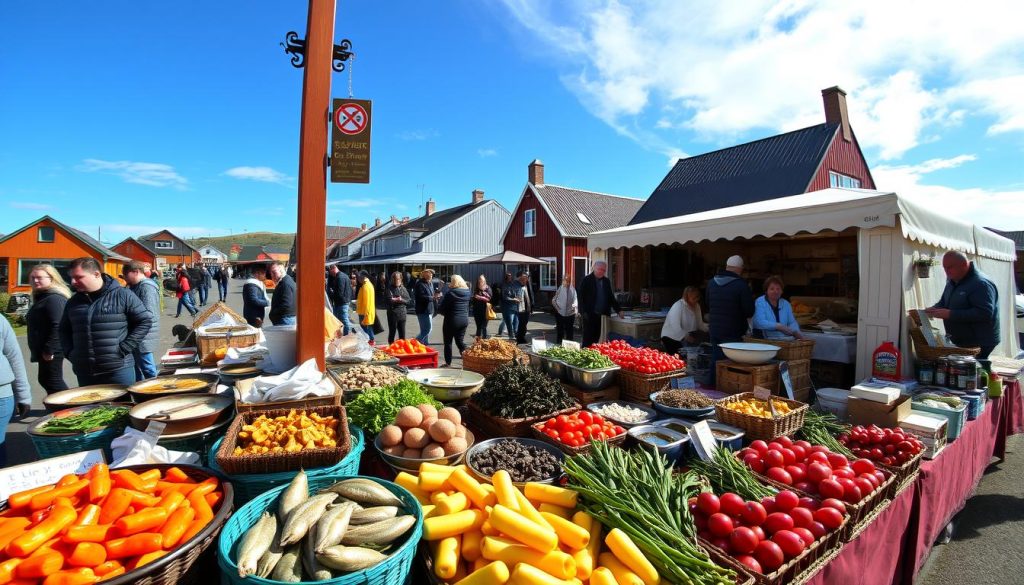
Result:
[688, 420, 719, 461]
[778, 362, 795, 400]
[753, 386, 777, 417]
[531, 338, 549, 352]
[0, 450, 105, 501]
[672, 376, 696, 390]
[561, 340, 581, 350]
[144, 420, 167, 445]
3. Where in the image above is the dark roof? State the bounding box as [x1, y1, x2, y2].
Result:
[235, 245, 274, 262]
[401, 201, 486, 234]
[0, 216, 130, 261]
[987, 228, 1024, 251]
[326, 225, 363, 244]
[264, 245, 290, 254]
[534, 185, 644, 237]
[137, 230, 198, 256]
[629, 123, 839, 225]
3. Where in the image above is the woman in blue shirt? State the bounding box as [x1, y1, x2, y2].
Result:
[752, 276, 805, 340]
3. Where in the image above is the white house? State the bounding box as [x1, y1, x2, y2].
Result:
[199, 245, 228, 264]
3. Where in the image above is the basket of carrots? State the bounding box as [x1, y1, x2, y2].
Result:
[0, 463, 233, 585]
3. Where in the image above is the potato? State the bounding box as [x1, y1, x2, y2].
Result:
[428, 419, 457, 443]
[442, 437, 468, 456]
[417, 403, 438, 420]
[419, 416, 437, 432]
[380, 425, 404, 447]
[437, 407, 462, 426]
[395, 406, 423, 429]
[454, 425, 466, 439]
[403, 427, 431, 449]
[421, 443, 445, 459]
[383, 445, 405, 455]
[403, 448, 422, 459]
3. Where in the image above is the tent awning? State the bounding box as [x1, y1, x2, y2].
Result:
[474, 251, 552, 264]
[343, 252, 491, 266]
[589, 188, 1014, 261]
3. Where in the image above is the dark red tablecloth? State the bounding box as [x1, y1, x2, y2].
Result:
[1004, 378, 1023, 436]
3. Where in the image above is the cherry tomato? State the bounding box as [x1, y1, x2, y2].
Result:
[754, 540, 785, 571]
[773, 529, 806, 558]
[708, 513, 734, 537]
[741, 501, 768, 526]
[696, 492, 721, 516]
[730, 527, 759, 554]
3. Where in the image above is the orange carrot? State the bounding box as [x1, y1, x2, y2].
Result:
[125, 550, 166, 570]
[109, 470, 146, 492]
[30, 480, 89, 511]
[7, 505, 77, 557]
[204, 492, 222, 509]
[0, 518, 32, 546]
[137, 470, 161, 484]
[155, 481, 195, 496]
[158, 508, 194, 549]
[97, 490, 132, 525]
[7, 485, 56, 511]
[74, 505, 101, 527]
[113, 508, 167, 537]
[103, 533, 162, 560]
[67, 542, 106, 568]
[90, 561, 121, 577]
[186, 491, 213, 525]
[186, 478, 218, 499]
[177, 517, 208, 548]
[42, 569, 99, 585]
[162, 467, 189, 483]
[96, 566, 124, 582]
[124, 491, 160, 508]
[155, 491, 185, 514]
[29, 509, 50, 524]
[0, 558, 22, 583]
[63, 525, 112, 544]
[54, 497, 80, 510]
[14, 550, 64, 579]
[87, 465, 110, 504]
[27, 536, 65, 558]
[56, 475, 79, 488]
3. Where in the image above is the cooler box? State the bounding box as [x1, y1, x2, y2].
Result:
[815, 387, 850, 421]
[911, 399, 967, 441]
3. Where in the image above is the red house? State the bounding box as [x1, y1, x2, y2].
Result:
[501, 160, 644, 302]
[111, 237, 158, 269]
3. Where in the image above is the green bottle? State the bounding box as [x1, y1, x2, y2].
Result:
[979, 359, 1003, 398]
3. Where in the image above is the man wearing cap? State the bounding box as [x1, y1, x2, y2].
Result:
[707, 256, 756, 383]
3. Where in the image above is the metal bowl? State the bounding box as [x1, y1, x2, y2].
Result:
[128, 373, 219, 402]
[719, 342, 780, 365]
[465, 437, 565, 487]
[649, 390, 716, 419]
[406, 368, 485, 402]
[374, 429, 476, 475]
[128, 394, 234, 435]
[28, 403, 132, 436]
[525, 352, 545, 371]
[587, 400, 659, 428]
[628, 425, 690, 463]
[43, 385, 129, 412]
[566, 364, 620, 391]
[543, 358, 570, 381]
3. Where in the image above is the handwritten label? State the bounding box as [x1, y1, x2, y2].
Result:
[144, 420, 167, 445]
[753, 386, 777, 417]
[531, 339, 549, 352]
[0, 450, 105, 501]
[561, 340, 581, 350]
[688, 421, 719, 461]
[671, 376, 697, 390]
[778, 362, 795, 400]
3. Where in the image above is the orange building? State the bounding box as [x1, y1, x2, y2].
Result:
[111, 237, 158, 269]
[137, 230, 201, 270]
[0, 216, 129, 293]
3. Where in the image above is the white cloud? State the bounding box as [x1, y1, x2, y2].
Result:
[398, 129, 439, 141]
[9, 201, 54, 210]
[497, 0, 1024, 160]
[874, 155, 1024, 230]
[78, 159, 188, 189]
[477, 148, 499, 158]
[224, 166, 293, 186]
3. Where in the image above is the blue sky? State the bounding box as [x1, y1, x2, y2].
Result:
[2, 0, 1023, 246]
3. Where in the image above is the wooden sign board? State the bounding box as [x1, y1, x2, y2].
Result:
[0, 450, 105, 501]
[331, 98, 372, 183]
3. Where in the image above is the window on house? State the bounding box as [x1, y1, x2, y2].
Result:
[576, 212, 591, 225]
[539, 257, 557, 290]
[154, 240, 173, 249]
[828, 171, 861, 189]
[19, 259, 71, 286]
[37, 227, 55, 243]
[524, 209, 536, 237]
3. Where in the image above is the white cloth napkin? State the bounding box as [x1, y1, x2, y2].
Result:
[239, 358, 334, 404]
[110, 428, 200, 467]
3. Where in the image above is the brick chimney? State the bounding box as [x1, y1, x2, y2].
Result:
[472, 189, 485, 204]
[374, 217, 382, 227]
[360, 223, 367, 231]
[528, 159, 544, 186]
[425, 198, 436, 216]
[822, 86, 852, 142]
[402, 216, 409, 222]
[390, 214, 398, 222]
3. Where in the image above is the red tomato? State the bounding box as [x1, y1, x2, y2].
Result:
[789, 507, 814, 529]
[818, 479, 844, 500]
[612, 426, 626, 436]
[792, 527, 816, 547]
[559, 431, 575, 444]
[772, 529, 806, 558]
[555, 414, 569, 426]
[806, 452, 830, 467]
[806, 463, 832, 483]
[814, 507, 845, 531]
[750, 440, 770, 454]
[763, 512, 794, 535]
[754, 540, 785, 571]
[798, 497, 819, 511]
[736, 555, 763, 574]
[751, 525, 767, 542]
[854, 478, 875, 497]
[785, 465, 807, 484]
[763, 450, 785, 469]
[738, 448, 758, 459]
[819, 498, 847, 514]
[546, 430, 558, 439]
[832, 467, 855, 480]
[790, 445, 808, 462]
[544, 418, 557, 429]
[842, 484, 863, 504]
[711, 536, 731, 551]
[808, 521, 828, 540]
[741, 502, 768, 526]
[775, 435, 793, 448]
[774, 490, 799, 512]
[760, 496, 777, 514]
[720, 493, 747, 517]
[743, 454, 765, 474]
[579, 411, 593, 424]
[873, 470, 887, 485]
[780, 448, 797, 466]
[794, 481, 816, 495]
[730, 527, 759, 554]
[708, 513, 734, 537]
[696, 492, 721, 516]
[766, 466, 793, 485]
[827, 453, 849, 469]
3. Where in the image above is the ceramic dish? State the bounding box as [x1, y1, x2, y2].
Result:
[586, 400, 659, 428]
[128, 373, 218, 401]
[42, 385, 129, 412]
[129, 394, 234, 435]
[649, 390, 717, 419]
[406, 368, 485, 402]
[718, 342, 780, 364]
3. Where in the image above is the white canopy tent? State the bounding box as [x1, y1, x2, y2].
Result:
[589, 188, 1019, 380]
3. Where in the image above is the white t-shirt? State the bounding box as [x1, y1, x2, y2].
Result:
[661, 299, 708, 341]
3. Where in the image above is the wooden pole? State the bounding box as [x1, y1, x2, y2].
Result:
[295, 0, 335, 370]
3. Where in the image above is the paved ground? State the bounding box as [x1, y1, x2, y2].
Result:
[5, 281, 1022, 583]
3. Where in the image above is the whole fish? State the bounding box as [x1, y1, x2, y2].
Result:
[280, 492, 337, 547]
[314, 502, 356, 553]
[350, 506, 399, 525]
[317, 545, 388, 572]
[303, 532, 334, 581]
[255, 536, 284, 579]
[271, 544, 303, 582]
[341, 515, 416, 546]
[237, 511, 277, 578]
[278, 469, 309, 524]
[323, 478, 402, 507]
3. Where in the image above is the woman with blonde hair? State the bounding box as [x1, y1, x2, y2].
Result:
[471, 274, 492, 340]
[26, 264, 72, 393]
[438, 274, 471, 366]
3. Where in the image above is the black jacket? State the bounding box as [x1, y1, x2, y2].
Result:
[385, 284, 412, 319]
[242, 279, 269, 326]
[59, 274, 153, 375]
[214, 267, 230, 284]
[472, 285, 493, 319]
[186, 267, 202, 289]
[706, 270, 756, 343]
[327, 272, 353, 307]
[269, 275, 297, 325]
[26, 289, 67, 362]
[933, 264, 999, 349]
[413, 279, 437, 315]
[438, 287, 471, 323]
[577, 274, 620, 316]
[200, 268, 212, 288]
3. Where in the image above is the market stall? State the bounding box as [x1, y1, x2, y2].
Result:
[588, 188, 1020, 380]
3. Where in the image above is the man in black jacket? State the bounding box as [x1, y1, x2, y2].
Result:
[926, 251, 1000, 358]
[327, 264, 353, 335]
[215, 263, 230, 302]
[413, 269, 439, 344]
[577, 261, 622, 347]
[60, 257, 153, 386]
[706, 255, 756, 384]
[513, 271, 535, 344]
[242, 265, 269, 327]
[269, 262, 297, 325]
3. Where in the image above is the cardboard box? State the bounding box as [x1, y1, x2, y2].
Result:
[847, 394, 911, 428]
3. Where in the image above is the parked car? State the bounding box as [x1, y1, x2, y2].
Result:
[1015, 293, 1024, 351]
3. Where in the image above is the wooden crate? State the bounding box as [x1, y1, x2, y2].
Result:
[563, 382, 620, 406]
[810, 359, 854, 389]
[716, 360, 779, 395]
[742, 336, 815, 360]
[783, 359, 812, 398]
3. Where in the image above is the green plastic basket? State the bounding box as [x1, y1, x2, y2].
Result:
[217, 473, 422, 585]
[29, 422, 128, 460]
[208, 424, 365, 505]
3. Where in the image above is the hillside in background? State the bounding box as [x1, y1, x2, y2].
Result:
[187, 232, 295, 251]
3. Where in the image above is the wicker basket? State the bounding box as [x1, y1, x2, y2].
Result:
[193, 301, 246, 328]
[28, 408, 130, 461]
[617, 368, 688, 402]
[466, 400, 580, 438]
[217, 475, 422, 585]
[462, 353, 527, 376]
[877, 450, 924, 492]
[214, 405, 352, 474]
[208, 424, 365, 505]
[529, 421, 627, 455]
[196, 326, 260, 359]
[907, 311, 980, 361]
[235, 373, 344, 413]
[743, 336, 815, 361]
[714, 393, 808, 441]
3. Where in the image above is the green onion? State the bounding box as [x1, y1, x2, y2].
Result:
[40, 406, 128, 434]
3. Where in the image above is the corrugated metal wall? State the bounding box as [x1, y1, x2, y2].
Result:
[423, 202, 510, 254]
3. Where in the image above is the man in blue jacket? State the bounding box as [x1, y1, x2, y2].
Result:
[706, 255, 756, 385]
[926, 251, 999, 359]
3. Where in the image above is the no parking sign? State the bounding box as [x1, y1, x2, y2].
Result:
[331, 98, 372, 183]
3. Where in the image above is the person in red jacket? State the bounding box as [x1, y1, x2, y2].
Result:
[175, 267, 198, 318]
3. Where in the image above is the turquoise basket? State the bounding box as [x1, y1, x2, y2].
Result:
[217, 474, 422, 585]
[29, 422, 127, 460]
[208, 424, 365, 506]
